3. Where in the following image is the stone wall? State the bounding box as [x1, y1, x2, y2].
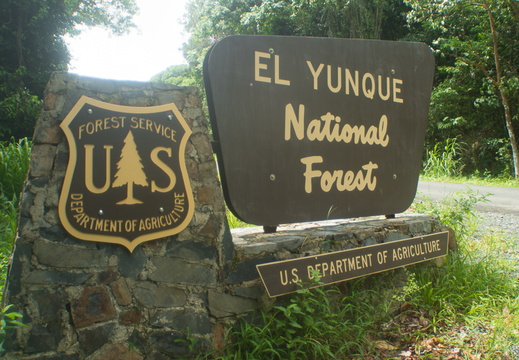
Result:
[3, 73, 235, 359]
[2, 73, 454, 359]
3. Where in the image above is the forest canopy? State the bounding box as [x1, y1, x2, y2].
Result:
[0, 0, 517, 178]
[0, 0, 138, 139]
[178, 0, 518, 178]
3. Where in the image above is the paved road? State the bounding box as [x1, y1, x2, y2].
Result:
[416, 181, 519, 215]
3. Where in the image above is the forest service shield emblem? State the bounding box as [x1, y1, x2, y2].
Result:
[59, 96, 194, 252]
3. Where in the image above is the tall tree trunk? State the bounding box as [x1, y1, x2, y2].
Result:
[484, 0, 519, 178]
[500, 92, 519, 178]
[15, 0, 25, 68]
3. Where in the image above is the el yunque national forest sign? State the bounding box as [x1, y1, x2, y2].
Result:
[59, 96, 194, 252]
[204, 36, 435, 225]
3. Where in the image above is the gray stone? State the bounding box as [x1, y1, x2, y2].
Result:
[33, 114, 62, 144]
[227, 256, 276, 284]
[32, 289, 66, 323]
[25, 323, 62, 354]
[97, 268, 119, 285]
[71, 286, 117, 328]
[5, 242, 32, 296]
[46, 72, 67, 93]
[222, 222, 235, 263]
[89, 343, 143, 360]
[242, 241, 277, 255]
[115, 247, 146, 279]
[26, 270, 89, 285]
[29, 177, 49, 188]
[122, 90, 146, 99]
[33, 241, 107, 268]
[30, 144, 56, 178]
[78, 323, 115, 356]
[149, 257, 217, 286]
[39, 224, 68, 242]
[385, 232, 410, 242]
[275, 236, 305, 251]
[165, 240, 217, 261]
[333, 232, 356, 242]
[53, 144, 69, 172]
[110, 277, 132, 306]
[149, 330, 210, 358]
[361, 237, 378, 246]
[20, 192, 35, 218]
[37, 354, 80, 360]
[407, 218, 432, 234]
[119, 308, 142, 325]
[234, 285, 265, 299]
[133, 282, 187, 308]
[151, 82, 182, 91]
[208, 291, 258, 318]
[150, 309, 211, 334]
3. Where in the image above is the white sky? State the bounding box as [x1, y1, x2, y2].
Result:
[66, 0, 190, 82]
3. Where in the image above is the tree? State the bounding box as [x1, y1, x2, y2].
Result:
[0, 0, 138, 140]
[151, 65, 197, 87]
[113, 131, 148, 205]
[406, 0, 519, 178]
[182, 0, 410, 88]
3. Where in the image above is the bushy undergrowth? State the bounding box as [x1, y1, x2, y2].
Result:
[0, 139, 30, 352]
[421, 137, 518, 185]
[423, 138, 464, 178]
[0, 138, 31, 293]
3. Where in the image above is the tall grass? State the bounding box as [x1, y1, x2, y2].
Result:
[215, 191, 519, 359]
[0, 138, 31, 292]
[422, 138, 464, 178]
[0, 138, 31, 201]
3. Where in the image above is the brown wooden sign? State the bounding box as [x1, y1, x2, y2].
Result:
[256, 232, 449, 297]
[59, 96, 194, 252]
[204, 36, 435, 225]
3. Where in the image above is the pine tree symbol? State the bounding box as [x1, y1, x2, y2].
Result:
[113, 130, 148, 205]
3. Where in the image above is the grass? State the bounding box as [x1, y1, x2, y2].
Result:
[0, 138, 30, 293]
[420, 174, 519, 189]
[226, 209, 254, 229]
[421, 137, 519, 188]
[206, 140, 519, 358]
[214, 190, 519, 359]
[0, 138, 31, 352]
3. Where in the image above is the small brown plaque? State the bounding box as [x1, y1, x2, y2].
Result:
[59, 96, 194, 252]
[256, 232, 449, 297]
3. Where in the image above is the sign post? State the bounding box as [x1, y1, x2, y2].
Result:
[257, 232, 449, 297]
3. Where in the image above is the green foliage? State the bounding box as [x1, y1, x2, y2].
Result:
[226, 209, 253, 229]
[413, 188, 487, 239]
[0, 138, 31, 201]
[0, 139, 31, 353]
[151, 65, 197, 87]
[405, 193, 519, 356]
[219, 279, 378, 359]
[0, 0, 138, 140]
[0, 304, 26, 353]
[0, 69, 42, 141]
[183, 0, 410, 89]
[422, 138, 464, 178]
[0, 138, 31, 291]
[0, 198, 17, 291]
[214, 189, 519, 358]
[406, 0, 519, 178]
